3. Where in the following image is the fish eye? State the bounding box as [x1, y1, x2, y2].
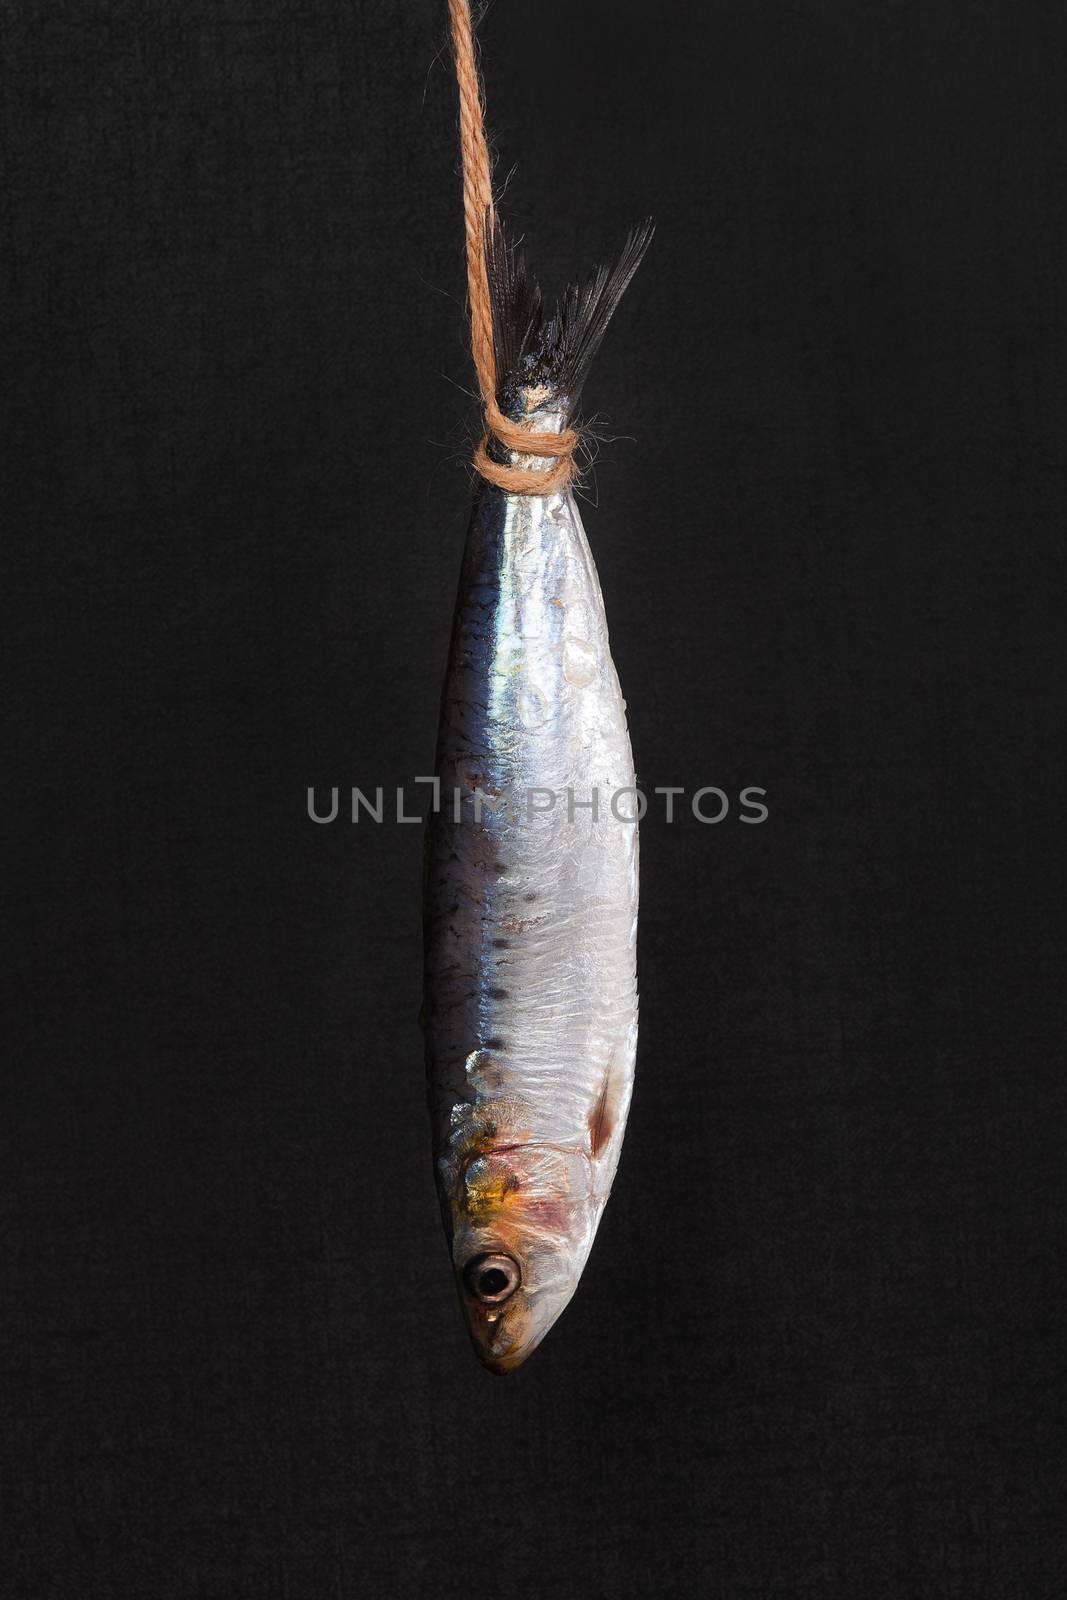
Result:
[463, 1252, 520, 1304]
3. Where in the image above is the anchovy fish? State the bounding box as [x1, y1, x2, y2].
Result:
[424, 221, 652, 1372]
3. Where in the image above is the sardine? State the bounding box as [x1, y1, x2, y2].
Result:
[424, 221, 652, 1372]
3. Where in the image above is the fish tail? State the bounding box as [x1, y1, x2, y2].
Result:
[484, 214, 654, 413]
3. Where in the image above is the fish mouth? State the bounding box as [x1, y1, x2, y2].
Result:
[463, 1303, 548, 1376]
[479, 1346, 531, 1377]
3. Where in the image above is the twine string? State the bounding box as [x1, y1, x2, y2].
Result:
[446, 0, 577, 494]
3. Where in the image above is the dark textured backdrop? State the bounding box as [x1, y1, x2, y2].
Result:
[3, 2, 1065, 1595]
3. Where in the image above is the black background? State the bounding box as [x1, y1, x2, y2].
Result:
[4, 2, 1065, 1595]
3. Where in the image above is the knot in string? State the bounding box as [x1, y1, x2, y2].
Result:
[474, 399, 578, 494]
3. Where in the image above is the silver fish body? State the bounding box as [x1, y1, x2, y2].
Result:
[423, 403, 639, 1372]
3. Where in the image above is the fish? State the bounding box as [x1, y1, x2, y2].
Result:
[423, 218, 652, 1373]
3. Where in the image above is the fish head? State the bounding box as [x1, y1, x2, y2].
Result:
[450, 1142, 596, 1374]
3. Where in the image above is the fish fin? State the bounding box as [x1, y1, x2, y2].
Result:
[587, 1068, 618, 1159]
[484, 213, 654, 414]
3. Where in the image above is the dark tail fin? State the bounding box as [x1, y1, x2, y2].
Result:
[484, 215, 654, 413]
